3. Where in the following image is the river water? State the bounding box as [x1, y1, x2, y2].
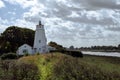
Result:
[82, 51, 120, 57]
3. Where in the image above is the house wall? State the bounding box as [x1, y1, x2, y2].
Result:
[17, 44, 33, 55]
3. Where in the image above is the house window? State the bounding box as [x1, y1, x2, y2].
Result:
[39, 48, 41, 51]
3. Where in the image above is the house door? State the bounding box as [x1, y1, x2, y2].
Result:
[23, 49, 28, 54]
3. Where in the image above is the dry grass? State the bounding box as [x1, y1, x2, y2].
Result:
[1, 53, 119, 80]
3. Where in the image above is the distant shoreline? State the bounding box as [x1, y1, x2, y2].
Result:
[80, 50, 120, 53]
[82, 51, 120, 58]
[83, 54, 120, 58]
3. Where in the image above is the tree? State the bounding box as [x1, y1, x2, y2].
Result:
[48, 41, 64, 50]
[0, 26, 35, 54]
[69, 45, 74, 50]
[118, 44, 120, 50]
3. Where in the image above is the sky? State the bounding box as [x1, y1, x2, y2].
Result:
[0, 0, 120, 47]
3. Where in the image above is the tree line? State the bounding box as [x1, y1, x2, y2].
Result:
[69, 45, 120, 52]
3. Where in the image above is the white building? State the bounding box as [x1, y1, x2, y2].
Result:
[33, 21, 48, 53]
[17, 21, 55, 55]
[17, 44, 33, 55]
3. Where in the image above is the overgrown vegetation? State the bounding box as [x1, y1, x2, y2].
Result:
[0, 60, 40, 80]
[50, 50, 83, 57]
[18, 53, 120, 80]
[0, 53, 120, 80]
[0, 53, 18, 60]
[51, 55, 120, 80]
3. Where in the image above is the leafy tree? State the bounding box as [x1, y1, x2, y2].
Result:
[48, 41, 64, 50]
[69, 45, 74, 50]
[118, 44, 120, 50]
[0, 26, 35, 54]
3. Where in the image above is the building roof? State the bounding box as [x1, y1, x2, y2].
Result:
[18, 44, 32, 49]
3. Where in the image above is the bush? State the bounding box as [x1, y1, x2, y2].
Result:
[50, 50, 83, 58]
[0, 53, 18, 60]
[24, 52, 29, 56]
[64, 50, 83, 57]
[36, 52, 40, 55]
[0, 60, 40, 80]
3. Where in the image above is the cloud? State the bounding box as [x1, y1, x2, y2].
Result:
[9, 0, 120, 42]
[21, 0, 120, 25]
[0, 17, 9, 33]
[8, 12, 16, 15]
[105, 25, 120, 32]
[1, 0, 120, 47]
[71, 0, 120, 9]
[0, 17, 35, 33]
[4, 0, 120, 25]
[0, 0, 5, 8]
[4, 0, 38, 9]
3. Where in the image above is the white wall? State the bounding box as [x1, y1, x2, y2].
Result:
[33, 23, 47, 53]
[17, 44, 33, 55]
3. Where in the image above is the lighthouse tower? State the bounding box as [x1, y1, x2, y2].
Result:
[33, 21, 47, 53]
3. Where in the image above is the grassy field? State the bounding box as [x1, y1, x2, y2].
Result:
[81, 55, 120, 74]
[0, 53, 120, 80]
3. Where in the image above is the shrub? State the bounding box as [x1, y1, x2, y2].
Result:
[0, 60, 40, 80]
[64, 50, 83, 57]
[50, 50, 83, 58]
[0, 53, 18, 60]
[36, 52, 40, 55]
[24, 52, 29, 56]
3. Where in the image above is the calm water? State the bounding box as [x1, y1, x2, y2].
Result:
[82, 51, 120, 57]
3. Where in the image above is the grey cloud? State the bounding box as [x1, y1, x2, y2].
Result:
[24, 0, 120, 25]
[24, 16, 40, 23]
[46, 22, 106, 41]
[72, 0, 120, 9]
[1, 0, 120, 47]
[86, 0, 120, 9]
[17, 0, 120, 44]
[65, 15, 114, 25]
[52, 6, 72, 18]
[47, 26, 77, 41]
[105, 26, 120, 32]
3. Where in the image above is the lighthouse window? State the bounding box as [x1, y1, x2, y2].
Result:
[39, 40, 41, 43]
[39, 48, 41, 51]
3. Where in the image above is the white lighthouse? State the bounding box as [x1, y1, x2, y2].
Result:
[17, 21, 56, 55]
[33, 21, 48, 53]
